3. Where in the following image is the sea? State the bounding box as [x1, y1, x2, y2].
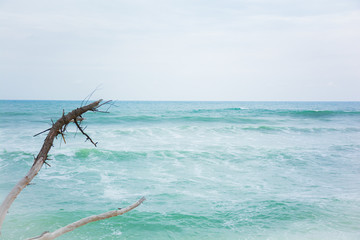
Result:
[0, 100, 360, 240]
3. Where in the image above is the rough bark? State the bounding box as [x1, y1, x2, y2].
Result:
[0, 100, 103, 234]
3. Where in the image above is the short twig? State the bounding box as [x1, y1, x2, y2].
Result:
[33, 128, 51, 137]
[96, 100, 112, 109]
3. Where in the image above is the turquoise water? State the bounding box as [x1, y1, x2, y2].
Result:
[1, 100, 360, 239]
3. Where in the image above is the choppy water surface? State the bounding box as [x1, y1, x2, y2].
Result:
[1, 101, 360, 239]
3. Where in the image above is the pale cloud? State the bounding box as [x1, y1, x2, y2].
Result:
[0, 0, 359, 100]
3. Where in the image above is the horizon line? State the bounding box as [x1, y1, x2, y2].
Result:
[1, 99, 360, 102]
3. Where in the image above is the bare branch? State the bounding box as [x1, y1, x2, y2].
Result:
[27, 231, 49, 240]
[105, 101, 115, 112]
[73, 120, 97, 147]
[27, 197, 146, 240]
[33, 128, 51, 137]
[0, 159, 44, 234]
[1, 98, 143, 240]
[97, 100, 112, 108]
[81, 85, 102, 107]
[0, 99, 103, 234]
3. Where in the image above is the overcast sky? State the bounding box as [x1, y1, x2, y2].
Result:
[0, 0, 359, 101]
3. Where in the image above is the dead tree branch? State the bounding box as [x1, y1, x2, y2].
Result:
[73, 119, 98, 146]
[27, 197, 146, 240]
[0, 99, 103, 234]
[33, 128, 51, 137]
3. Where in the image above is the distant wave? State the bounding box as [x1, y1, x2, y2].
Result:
[241, 126, 360, 134]
[278, 110, 360, 118]
[108, 125, 360, 138]
[190, 107, 244, 113]
[183, 108, 360, 118]
[93, 115, 268, 125]
[90, 109, 360, 126]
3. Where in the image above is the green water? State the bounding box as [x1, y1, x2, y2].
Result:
[1, 101, 360, 239]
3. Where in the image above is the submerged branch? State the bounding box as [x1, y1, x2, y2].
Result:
[27, 197, 146, 240]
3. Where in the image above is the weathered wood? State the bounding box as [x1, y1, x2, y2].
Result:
[27, 197, 146, 240]
[0, 99, 103, 234]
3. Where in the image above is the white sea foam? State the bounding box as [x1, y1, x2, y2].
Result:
[1, 101, 360, 240]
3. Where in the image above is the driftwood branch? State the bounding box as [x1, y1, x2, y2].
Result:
[27, 197, 146, 240]
[0, 99, 103, 234]
[33, 128, 51, 137]
[73, 119, 98, 146]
